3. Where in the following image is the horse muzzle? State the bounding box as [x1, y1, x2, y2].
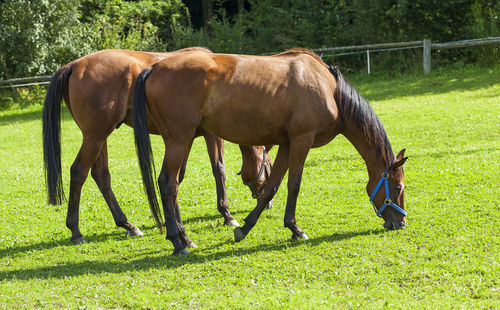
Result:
[384, 219, 406, 230]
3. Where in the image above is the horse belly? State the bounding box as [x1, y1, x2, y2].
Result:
[200, 97, 289, 146]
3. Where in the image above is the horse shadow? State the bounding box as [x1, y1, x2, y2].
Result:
[0, 228, 385, 281]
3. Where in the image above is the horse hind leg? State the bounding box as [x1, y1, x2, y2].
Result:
[158, 140, 194, 256]
[90, 141, 143, 237]
[66, 137, 106, 243]
[166, 142, 197, 249]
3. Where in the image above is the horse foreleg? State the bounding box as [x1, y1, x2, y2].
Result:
[66, 138, 105, 243]
[90, 141, 143, 237]
[283, 136, 313, 240]
[202, 130, 239, 227]
[234, 145, 290, 242]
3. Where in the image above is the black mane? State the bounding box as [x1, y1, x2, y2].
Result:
[329, 66, 394, 166]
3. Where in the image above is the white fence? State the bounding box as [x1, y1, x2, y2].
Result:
[1, 37, 499, 89]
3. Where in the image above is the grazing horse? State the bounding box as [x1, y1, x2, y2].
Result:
[42, 48, 273, 245]
[132, 48, 408, 255]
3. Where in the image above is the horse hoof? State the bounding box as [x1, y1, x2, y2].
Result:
[234, 227, 246, 242]
[127, 227, 144, 237]
[226, 218, 240, 228]
[186, 240, 198, 249]
[173, 248, 189, 256]
[71, 236, 86, 244]
[291, 232, 309, 241]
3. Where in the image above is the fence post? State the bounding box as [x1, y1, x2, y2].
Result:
[423, 39, 431, 74]
[366, 50, 371, 74]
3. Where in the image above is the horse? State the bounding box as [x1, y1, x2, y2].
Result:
[42, 48, 273, 246]
[132, 48, 408, 256]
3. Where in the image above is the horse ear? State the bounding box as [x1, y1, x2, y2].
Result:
[396, 149, 406, 161]
[391, 156, 408, 169]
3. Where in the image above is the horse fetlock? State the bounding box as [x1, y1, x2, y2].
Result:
[283, 217, 297, 229]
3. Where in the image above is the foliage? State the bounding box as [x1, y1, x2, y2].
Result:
[79, 0, 189, 51]
[0, 0, 85, 79]
[0, 65, 499, 308]
[0, 0, 498, 80]
[0, 0, 190, 79]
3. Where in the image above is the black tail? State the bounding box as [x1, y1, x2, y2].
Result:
[42, 65, 72, 205]
[132, 67, 163, 231]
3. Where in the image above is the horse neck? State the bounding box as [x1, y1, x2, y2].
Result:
[342, 124, 392, 183]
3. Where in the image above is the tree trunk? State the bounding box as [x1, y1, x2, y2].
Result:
[237, 0, 245, 13]
[202, 0, 213, 28]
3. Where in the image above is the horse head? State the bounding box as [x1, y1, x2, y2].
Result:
[368, 149, 408, 230]
[239, 146, 274, 208]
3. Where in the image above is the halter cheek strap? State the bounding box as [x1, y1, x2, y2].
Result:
[243, 150, 271, 199]
[369, 169, 407, 218]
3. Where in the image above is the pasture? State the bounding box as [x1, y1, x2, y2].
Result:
[0, 65, 498, 308]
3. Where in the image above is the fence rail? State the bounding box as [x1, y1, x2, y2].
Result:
[0, 75, 52, 89]
[310, 37, 500, 74]
[1, 37, 499, 89]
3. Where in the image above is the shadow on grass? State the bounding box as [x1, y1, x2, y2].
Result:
[413, 147, 498, 159]
[0, 228, 385, 281]
[183, 209, 251, 225]
[351, 68, 499, 102]
[0, 106, 73, 126]
[0, 226, 160, 259]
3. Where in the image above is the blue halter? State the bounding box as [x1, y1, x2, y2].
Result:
[369, 169, 407, 218]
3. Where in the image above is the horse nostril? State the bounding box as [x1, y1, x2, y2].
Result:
[396, 221, 406, 230]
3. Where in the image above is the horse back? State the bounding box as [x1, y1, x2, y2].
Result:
[147, 51, 340, 146]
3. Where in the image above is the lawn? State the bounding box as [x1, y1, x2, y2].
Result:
[0, 65, 498, 308]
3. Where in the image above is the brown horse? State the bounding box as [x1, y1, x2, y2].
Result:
[132, 48, 408, 255]
[42, 48, 273, 246]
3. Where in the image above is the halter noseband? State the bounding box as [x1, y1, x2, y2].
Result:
[369, 169, 407, 218]
[243, 149, 270, 199]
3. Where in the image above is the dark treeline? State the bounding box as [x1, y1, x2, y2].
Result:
[0, 0, 498, 79]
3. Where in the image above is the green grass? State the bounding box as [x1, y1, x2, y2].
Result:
[0, 65, 499, 308]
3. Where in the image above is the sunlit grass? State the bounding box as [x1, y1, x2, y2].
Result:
[0, 65, 498, 308]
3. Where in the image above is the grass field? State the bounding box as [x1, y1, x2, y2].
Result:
[0, 65, 498, 308]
